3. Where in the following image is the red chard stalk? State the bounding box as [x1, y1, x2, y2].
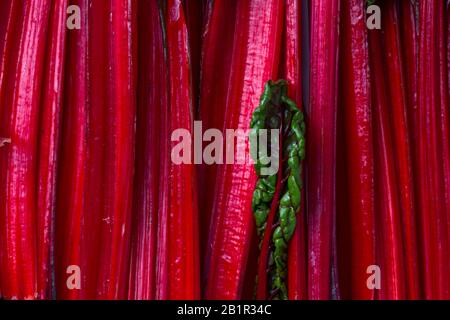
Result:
[198, 0, 238, 278]
[382, 0, 420, 300]
[282, 0, 307, 301]
[0, 0, 51, 300]
[369, 28, 407, 300]
[417, 0, 449, 299]
[308, 0, 340, 300]
[205, 0, 284, 299]
[338, 0, 376, 300]
[128, 0, 168, 300]
[36, 0, 67, 299]
[165, 0, 200, 300]
[57, 0, 137, 300]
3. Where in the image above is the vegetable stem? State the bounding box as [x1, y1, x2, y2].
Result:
[308, 0, 340, 300]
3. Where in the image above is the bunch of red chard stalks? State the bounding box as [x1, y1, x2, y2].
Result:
[0, 0, 449, 300]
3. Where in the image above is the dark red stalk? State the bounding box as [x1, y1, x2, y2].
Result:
[165, 0, 200, 300]
[57, 0, 137, 300]
[437, 0, 450, 297]
[0, 0, 50, 300]
[0, 0, 13, 66]
[336, 93, 350, 299]
[85, 0, 110, 299]
[417, 0, 448, 299]
[183, 0, 204, 118]
[56, 0, 90, 300]
[399, 0, 424, 298]
[0, 0, 19, 299]
[0, 0, 17, 144]
[382, 0, 420, 300]
[338, 0, 375, 300]
[36, 0, 67, 300]
[204, 0, 284, 299]
[398, 0, 419, 139]
[198, 0, 238, 282]
[370, 29, 407, 300]
[307, 0, 340, 300]
[0, 0, 18, 298]
[94, 0, 137, 299]
[446, 0, 450, 185]
[282, 0, 307, 300]
[155, 1, 171, 300]
[128, 0, 168, 300]
[199, 0, 238, 132]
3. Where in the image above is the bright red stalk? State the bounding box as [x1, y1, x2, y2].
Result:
[382, 0, 420, 300]
[166, 0, 200, 300]
[128, 0, 168, 300]
[399, 0, 424, 298]
[0, 0, 50, 300]
[205, 0, 284, 299]
[398, 0, 419, 139]
[282, 0, 307, 301]
[56, 0, 137, 300]
[199, 0, 238, 132]
[307, 0, 340, 300]
[0, 0, 19, 299]
[85, 0, 112, 299]
[94, 0, 137, 299]
[338, 0, 375, 300]
[198, 0, 238, 280]
[369, 29, 406, 300]
[56, 0, 90, 300]
[36, 0, 67, 300]
[417, 0, 448, 299]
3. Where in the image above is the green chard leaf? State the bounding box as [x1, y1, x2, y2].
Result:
[250, 80, 306, 300]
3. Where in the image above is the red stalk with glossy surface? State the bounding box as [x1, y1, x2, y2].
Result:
[57, 0, 137, 300]
[338, 0, 375, 300]
[36, 0, 67, 300]
[417, 0, 448, 299]
[94, 0, 137, 299]
[56, 0, 90, 300]
[0, 0, 50, 299]
[155, 1, 171, 299]
[128, 0, 168, 300]
[398, 3, 423, 298]
[369, 29, 406, 300]
[382, 0, 420, 299]
[198, 0, 238, 277]
[0, 1, 16, 95]
[437, 0, 450, 296]
[398, 0, 419, 146]
[165, 0, 200, 300]
[85, 0, 111, 299]
[205, 0, 284, 299]
[307, 0, 340, 300]
[282, 0, 307, 300]
[0, 0, 16, 298]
